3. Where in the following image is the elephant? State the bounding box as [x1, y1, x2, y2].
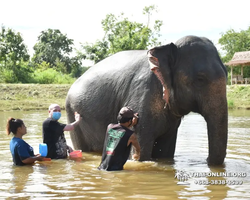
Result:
[65, 35, 228, 165]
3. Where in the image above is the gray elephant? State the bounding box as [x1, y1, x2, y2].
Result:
[66, 35, 228, 165]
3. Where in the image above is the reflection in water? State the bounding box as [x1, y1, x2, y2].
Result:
[0, 110, 250, 199]
[9, 166, 34, 195]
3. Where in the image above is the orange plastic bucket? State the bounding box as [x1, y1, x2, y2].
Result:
[69, 150, 82, 158]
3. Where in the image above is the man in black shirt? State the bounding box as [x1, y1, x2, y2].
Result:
[98, 107, 140, 171]
[42, 104, 81, 159]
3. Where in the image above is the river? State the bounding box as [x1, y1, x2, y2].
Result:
[0, 110, 249, 199]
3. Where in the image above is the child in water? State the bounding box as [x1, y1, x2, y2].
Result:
[6, 117, 44, 166]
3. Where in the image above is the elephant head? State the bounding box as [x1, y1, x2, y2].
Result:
[147, 36, 228, 165]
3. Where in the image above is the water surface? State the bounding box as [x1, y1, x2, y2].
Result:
[0, 110, 249, 199]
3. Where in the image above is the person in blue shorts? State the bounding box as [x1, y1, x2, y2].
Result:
[6, 117, 44, 166]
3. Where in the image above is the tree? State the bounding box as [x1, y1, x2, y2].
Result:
[218, 27, 250, 79]
[219, 27, 250, 63]
[0, 25, 31, 83]
[76, 40, 109, 66]
[32, 29, 83, 76]
[80, 5, 162, 64]
[0, 25, 30, 69]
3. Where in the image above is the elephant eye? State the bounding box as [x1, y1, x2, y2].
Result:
[195, 74, 207, 86]
[197, 76, 205, 82]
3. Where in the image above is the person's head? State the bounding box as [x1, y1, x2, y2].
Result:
[6, 118, 27, 136]
[117, 107, 135, 126]
[48, 104, 61, 120]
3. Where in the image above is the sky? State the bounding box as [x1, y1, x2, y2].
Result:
[1, 0, 250, 64]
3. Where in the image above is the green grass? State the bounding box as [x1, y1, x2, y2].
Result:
[0, 84, 71, 111]
[227, 85, 250, 109]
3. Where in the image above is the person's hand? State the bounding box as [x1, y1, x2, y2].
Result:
[74, 112, 81, 122]
[64, 112, 82, 131]
[131, 113, 139, 126]
[67, 146, 74, 153]
[132, 153, 140, 161]
[35, 154, 44, 161]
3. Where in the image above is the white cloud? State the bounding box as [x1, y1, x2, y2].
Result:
[1, 0, 250, 58]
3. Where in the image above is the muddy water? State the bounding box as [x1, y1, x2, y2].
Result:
[0, 110, 249, 199]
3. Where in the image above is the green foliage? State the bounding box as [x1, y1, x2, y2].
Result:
[32, 68, 75, 84]
[237, 86, 246, 92]
[219, 27, 250, 63]
[15, 63, 35, 83]
[36, 61, 51, 70]
[80, 5, 162, 64]
[0, 68, 18, 83]
[227, 99, 234, 108]
[0, 25, 30, 81]
[80, 40, 109, 64]
[0, 26, 33, 83]
[0, 26, 30, 66]
[219, 27, 250, 80]
[227, 85, 250, 108]
[0, 26, 89, 83]
[32, 29, 73, 66]
[32, 29, 84, 77]
[0, 62, 34, 83]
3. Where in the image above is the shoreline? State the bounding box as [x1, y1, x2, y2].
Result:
[0, 84, 250, 111]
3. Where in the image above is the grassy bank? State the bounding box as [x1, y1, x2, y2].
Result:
[0, 84, 71, 111]
[0, 84, 250, 111]
[227, 85, 250, 109]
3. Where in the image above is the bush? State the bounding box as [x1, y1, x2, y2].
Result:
[33, 68, 75, 84]
[0, 69, 18, 83]
[0, 62, 34, 83]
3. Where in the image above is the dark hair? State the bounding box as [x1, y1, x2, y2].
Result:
[117, 115, 133, 123]
[6, 118, 24, 135]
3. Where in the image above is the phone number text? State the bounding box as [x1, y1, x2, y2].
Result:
[194, 180, 243, 185]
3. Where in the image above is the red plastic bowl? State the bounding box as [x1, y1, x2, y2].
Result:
[69, 150, 82, 158]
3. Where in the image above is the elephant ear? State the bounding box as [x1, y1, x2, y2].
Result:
[147, 43, 177, 106]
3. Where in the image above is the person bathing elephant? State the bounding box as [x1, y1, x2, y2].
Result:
[65, 35, 228, 165]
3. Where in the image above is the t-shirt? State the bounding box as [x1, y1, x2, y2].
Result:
[42, 118, 68, 159]
[98, 123, 134, 171]
[10, 137, 35, 166]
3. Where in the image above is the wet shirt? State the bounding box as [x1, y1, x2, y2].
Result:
[10, 137, 35, 166]
[98, 123, 134, 171]
[42, 118, 67, 159]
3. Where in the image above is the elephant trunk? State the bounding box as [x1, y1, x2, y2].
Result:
[202, 78, 228, 165]
[206, 108, 228, 165]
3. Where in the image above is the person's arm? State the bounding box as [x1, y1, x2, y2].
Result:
[22, 154, 44, 164]
[63, 112, 81, 131]
[17, 141, 45, 164]
[127, 133, 141, 160]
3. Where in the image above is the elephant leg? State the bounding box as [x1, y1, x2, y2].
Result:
[138, 136, 155, 161]
[152, 132, 177, 158]
[135, 125, 156, 161]
[71, 121, 106, 153]
[152, 117, 181, 159]
[70, 125, 90, 151]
